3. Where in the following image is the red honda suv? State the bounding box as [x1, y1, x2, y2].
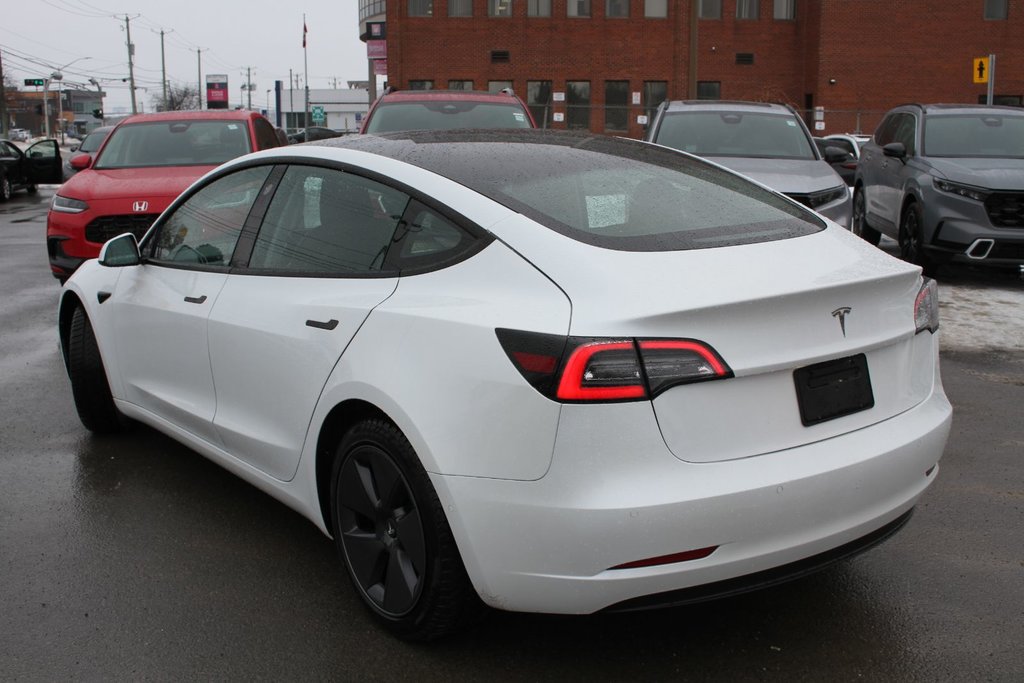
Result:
[47, 110, 282, 281]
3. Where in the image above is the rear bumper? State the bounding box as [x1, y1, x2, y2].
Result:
[433, 387, 951, 615]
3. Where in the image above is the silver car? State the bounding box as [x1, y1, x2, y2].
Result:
[645, 101, 852, 227]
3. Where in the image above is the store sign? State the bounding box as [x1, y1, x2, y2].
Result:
[367, 40, 387, 60]
[206, 74, 229, 109]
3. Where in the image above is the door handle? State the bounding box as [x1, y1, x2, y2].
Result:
[184, 295, 208, 304]
[306, 318, 339, 331]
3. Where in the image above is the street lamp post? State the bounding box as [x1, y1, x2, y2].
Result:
[47, 57, 91, 143]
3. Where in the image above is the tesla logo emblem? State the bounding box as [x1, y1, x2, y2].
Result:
[832, 307, 852, 337]
[132, 201, 149, 212]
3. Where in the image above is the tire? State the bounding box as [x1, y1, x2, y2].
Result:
[330, 418, 483, 641]
[899, 202, 936, 275]
[0, 174, 11, 202]
[851, 187, 881, 246]
[67, 307, 126, 433]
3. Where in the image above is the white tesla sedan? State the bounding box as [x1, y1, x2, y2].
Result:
[58, 130, 952, 640]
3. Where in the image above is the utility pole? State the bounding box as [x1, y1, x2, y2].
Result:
[158, 29, 172, 110]
[246, 66, 253, 110]
[289, 68, 294, 129]
[0, 48, 8, 137]
[196, 48, 206, 109]
[125, 15, 138, 114]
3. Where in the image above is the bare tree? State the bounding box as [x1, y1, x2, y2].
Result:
[151, 83, 200, 111]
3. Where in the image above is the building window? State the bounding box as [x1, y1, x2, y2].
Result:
[449, 0, 472, 16]
[604, 81, 629, 131]
[567, 81, 591, 129]
[529, 0, 551, 16]
[697, 81, 721, 99]
[408, 80, 434, 90]
[642, 81, 667, 123]
[773, 0, 794, 19]
[489, 0, 513, 17]
[699, 0, 721, 19]
[736, 0, 758, 19]
[607, 0, 629, 18]
[448, 80, 473, 90]
[644, 0, 667, 17]
[984, 0, 1007, 19]
[489, 80, 514, 93]
[979, 94, 1021, 105]
[407, 0, 433, 16]
[528, 80, 553, 128]
[568, 0, 591, 17]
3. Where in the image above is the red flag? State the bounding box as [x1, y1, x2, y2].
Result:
[303, 21, 308, 48]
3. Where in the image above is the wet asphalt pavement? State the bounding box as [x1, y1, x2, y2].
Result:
[1, 189, 1022, 680]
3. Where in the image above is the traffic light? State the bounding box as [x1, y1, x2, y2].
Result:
[24, 78, 45, 87]
[92, 109, 104, 119]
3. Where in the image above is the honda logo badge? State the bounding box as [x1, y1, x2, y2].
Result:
[132, 200, 149, 212]
[831, 307, 852, 337]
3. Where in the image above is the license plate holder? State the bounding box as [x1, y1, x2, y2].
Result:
[793, 354, 874, 427]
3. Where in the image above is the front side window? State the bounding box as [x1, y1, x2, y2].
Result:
[567, 81, 592, 130]
[984, 0, 1007, 19]
[607, 0, 629, 18]
[449, 0, 472, 16]
[736, 0, 759, 19]
[653, 111, 816, 159]
[249, 165, 409, 274]
[700, 0, 721, 19]
[644, 0, 667, 17]
[96, 120, 252, 169]
[489, 0, 513, 16]
[604, 81, 629, 131]
[568, 0, 591, 17]
[891, 114, 917, 155]
[873, 114, 900, 146]
[528, 0, 551, 16]
[407, 0, 433, 16]
[149, 166, 272, 268]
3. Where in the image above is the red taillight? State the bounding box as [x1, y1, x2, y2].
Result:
[610, 545, 718, 570]
[496, 329, 732, 403]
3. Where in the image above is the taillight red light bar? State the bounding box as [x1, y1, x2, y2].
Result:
[496, 329, 733, 403]
[610, 545, 719, 570]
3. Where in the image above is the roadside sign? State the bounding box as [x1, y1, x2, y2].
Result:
[973, 57, 990, 83]
[311, 105, 325, 124]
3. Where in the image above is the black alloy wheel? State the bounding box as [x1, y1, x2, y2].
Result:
[899, 202, 935, 275]
[330, 419, 481, 640]
[851, 187, 881, 245]
[0, 174, 11, 202]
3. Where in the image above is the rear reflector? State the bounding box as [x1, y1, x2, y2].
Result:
[610, 546, 719, 570]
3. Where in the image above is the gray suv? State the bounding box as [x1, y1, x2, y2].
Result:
[646, 100, 852, 227]
[853, 103, 1024, 273]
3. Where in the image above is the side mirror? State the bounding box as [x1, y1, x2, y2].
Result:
[882, 142, 907, 160]
[823, 146, 851, 164]
[99, 233, 141, 268]
[70, 153, 92, 171]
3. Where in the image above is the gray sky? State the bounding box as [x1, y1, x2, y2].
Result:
[1, 0, 369, 113]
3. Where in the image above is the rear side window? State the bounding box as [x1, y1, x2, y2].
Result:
[248, 165, 410, 275]
[365, 101, 533, 133]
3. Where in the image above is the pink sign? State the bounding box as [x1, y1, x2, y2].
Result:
[373, 59, 388, 76]
[367, 40, 387, 60]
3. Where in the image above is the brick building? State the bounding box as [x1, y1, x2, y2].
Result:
[360, 0, 1024, 138]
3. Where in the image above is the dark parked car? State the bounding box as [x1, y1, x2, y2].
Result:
[853, 103, 1024, 273]
[814, 136, 859, 187]
[0, 139, 62, 201]
[63, 125, 113, 181]
[287, 126, 344, 144]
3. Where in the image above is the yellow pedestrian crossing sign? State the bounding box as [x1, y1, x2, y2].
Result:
[974, 57, 990, 83]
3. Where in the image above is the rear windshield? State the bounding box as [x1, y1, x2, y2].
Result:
[654, 111, 816, 159]
[923, 113, 1024, 157]
[365, 101, 533, 133]
[95, 120, 252, 169]
[378, 132, 823, 251]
